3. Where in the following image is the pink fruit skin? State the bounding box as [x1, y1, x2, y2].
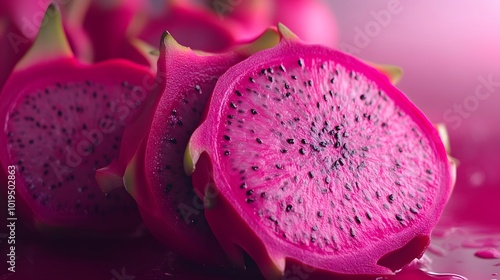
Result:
[186, 27, 454, 279]
[200, 0, 338, 47]
[202, 0, 274, 41]
[0, 0, 93, 89]
[0, 58, 153, 234]
[0, 5, 154, 235]
[99, 29, 279, 264]
[83, 0, 143, 63]
[137, 2, 237, 52]
[0, 19, 30, 90]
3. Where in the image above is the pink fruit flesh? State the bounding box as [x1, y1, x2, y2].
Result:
[0, 5, 152, 234]
[185, 26, 454, 279]
[104, 29, 280, 264]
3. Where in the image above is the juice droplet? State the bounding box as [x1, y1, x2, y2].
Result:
[474, 248, 500, 259]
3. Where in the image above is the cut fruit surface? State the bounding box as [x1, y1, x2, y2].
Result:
[185, 25, 455, 279]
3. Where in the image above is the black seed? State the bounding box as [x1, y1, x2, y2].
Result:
[350, 228, 356, 237]
[276, 164, 283, 169]
[361, 146, 369, 151]
[298, 59, 304, 67]
[223, 135, 231, 141]
[416, 203, 423, 209]
[426, 169, 433, 175]
[325, 177, 330, 184]
[355, 216, 361, 224]
[246, 198, 255, 203]
[230, 102, 237, 109]
[250, 109, 257, 115]
[194, 85, 202, 93]
[360, 94, 366, 100]
[308, 80, 313, 86]
[312, 225, 318, 231]
[291, 75, 297, 80]
[240, 183, 247, 189]
[311, 145, 320, 152]
[343, 132, 349, 138]
[286, 205, 293, 212]
[366, 212, 372, 220]
[317, 211, 323, 218]
[399, 147, 403, 153]
[395, 214, 404, 221]
[330, 78, 335, 83]
[319, 142, 327, 147]
[308, 171, 314, 178]
[249, 77, 255, 83]
[287, 139, 295, 144]
[410, 208, 419, 214]
[261, 192, 266, 198]
[256, 138, 263, 144]
[339, 158, 345, 166]
[388, 194, 395, 203]
[345, 183, 352, 191]
[224, 150, 230, 156]
[299, 148, 305, 155]
[334, 142, 341, 148]
[251, 166, 259, 171]
[280, 149, 288, 153]
[235, 90, 242, 97]
[280, 64, 286, 72]
[164, 183, 173, 193]
[246, 189, 254, 196]
[301, 139, 307, 144]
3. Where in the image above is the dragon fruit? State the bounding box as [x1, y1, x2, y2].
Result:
[96, 28, 279, 263]
[0, 0, 92, 89]
[184, 25, 456, 279]
[0, 4, 153, 235]
[82, 0, 148, 64]
[202, 0, 274, 41]
[134, 0, 238, 53]
[201, 0, 337, 47]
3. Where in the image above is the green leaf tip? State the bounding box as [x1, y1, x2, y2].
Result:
[161, 31, 188, 51]
[16, 3, 73, 70]
[365, 61, 403, 85]
[277, 23, 300, 41]
[237, 27, 280, 57]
